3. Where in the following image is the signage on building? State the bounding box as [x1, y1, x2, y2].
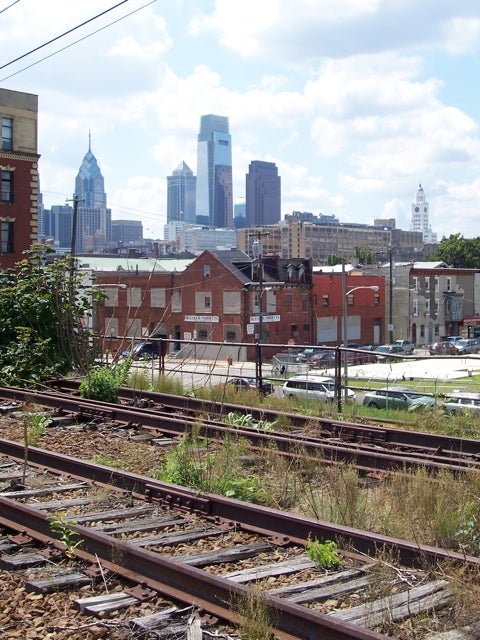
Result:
[184, 315, 219, 323]
[247, 324, 254, 335]
[249, 315, 281, 323]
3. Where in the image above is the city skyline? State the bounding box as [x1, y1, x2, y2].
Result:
[2, 1, 480, 239]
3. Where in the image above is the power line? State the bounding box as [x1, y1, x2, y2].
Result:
[0, 1, 21, 16]
[0, 0, 129, 71]
[0, 0, 158, 83]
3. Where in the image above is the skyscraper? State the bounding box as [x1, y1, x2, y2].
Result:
[74, 136, 111, 252]
[410, 183, 437, 244]
[196, 114, 233, 228]
[245, 161, 281, 227]
[167, 161, 196, 223]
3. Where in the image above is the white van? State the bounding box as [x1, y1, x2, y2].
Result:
[282, 375, 356, 403]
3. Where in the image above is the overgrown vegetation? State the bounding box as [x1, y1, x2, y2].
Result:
[232, 587, 275, 640]
[0, 245, 99, 385]
[79, 359, 131, 403]
[306, 537, 342, 569]
[153, 432, 267, 503]
[26, 413, 52, 446]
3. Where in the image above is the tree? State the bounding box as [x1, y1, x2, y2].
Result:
[427, 234, 480, 268]
[0, 246, 98, 386]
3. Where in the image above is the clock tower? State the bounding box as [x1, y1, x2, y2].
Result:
[410, 184, 437, 244]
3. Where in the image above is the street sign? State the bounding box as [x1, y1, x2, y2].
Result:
[249, 315, 280, 323]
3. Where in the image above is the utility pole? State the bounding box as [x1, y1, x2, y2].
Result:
[389, 247, 394, 344]
[249, 229, 270, 393]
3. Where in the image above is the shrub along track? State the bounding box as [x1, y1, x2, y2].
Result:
[1, 384, 480, 475]
[1, 434, 480, 640]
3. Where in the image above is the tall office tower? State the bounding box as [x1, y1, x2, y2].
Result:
[167, 161, 196, 223]
[411, 183, 437, 244]
[51, 204, 73, 248]
[196, 114, 233, 228]
[245, 161, 281, 227]
[74, 136, 111, 252]
[234, 199, 246, 228]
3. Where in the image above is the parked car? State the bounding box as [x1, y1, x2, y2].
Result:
[443, 392, 480, 415]
[374, 344, 405, 360]
[228, 377, 274, 396]
[295, 348, 325, 363]
[444, 335, 462, 345]
[309, 350, 336, 368]
[394, 339, 415, 354]
[429, 341, 458, 356]
[121, 342, 160, 359]
[362, 386, 436, 411]
[283, 375, 356, 403]
[454, 338, 480, 355]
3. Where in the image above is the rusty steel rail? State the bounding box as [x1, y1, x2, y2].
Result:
[1, 436, 478, 573]
[1, 385, 479, 474]
[48, 379, 480, 456]
[0, 494, 389, 640]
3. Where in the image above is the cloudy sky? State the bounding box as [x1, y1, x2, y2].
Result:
[2, 0, 480, 240]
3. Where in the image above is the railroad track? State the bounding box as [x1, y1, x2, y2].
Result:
[1, 384, 480, 474]
[1, 439, 480, 640]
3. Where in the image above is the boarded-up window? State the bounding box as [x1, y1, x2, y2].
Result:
[171, 290, 182, 312]
[195, 292, 212, 313]
[104, 317, 118, 337]
[150, 288, 166, 308]
[125, 317, 141, 337]
[223, 291, 240, 314]
[127, 287, 142, 308]
[104, 290, 119, 307]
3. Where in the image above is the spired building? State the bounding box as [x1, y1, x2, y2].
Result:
[74, 136, 111, 253]
[246, 160, 281, 227]
[196, 114, 233, 228]
[167, 161, 196, 223]
[411, 184, 437, 244]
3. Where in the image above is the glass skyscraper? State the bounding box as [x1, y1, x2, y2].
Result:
[196, 114, 233, 228]
[167, 161, 196, 223]
[74, 136, 111, 252]
[245, 160, 281, 227]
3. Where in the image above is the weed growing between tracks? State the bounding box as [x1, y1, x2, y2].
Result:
[232, 586, 275, 640]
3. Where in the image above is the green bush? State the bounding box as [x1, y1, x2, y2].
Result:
[79, 360, 131, 403]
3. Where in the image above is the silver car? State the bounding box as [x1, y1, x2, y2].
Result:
[443, 392, 480, 415]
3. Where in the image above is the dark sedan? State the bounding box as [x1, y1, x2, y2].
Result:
[228, 377, 274, 396]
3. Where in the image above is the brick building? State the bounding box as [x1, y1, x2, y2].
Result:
[312, 269, 385, 346]
[1, 88, 39, 269]
[93, 249, 313, 361]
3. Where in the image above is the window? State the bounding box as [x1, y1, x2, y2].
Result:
[425, 277, 430, 292]
[374, 293, 380, 306]
[127, 287, 142, 308]
[203, 264, 211, 278]
[434, 276, 439, 292]
[420, 324, 425, 338]
[412, 299, 419, 316]
[195, 292, 211, 313]
[347, 293, 354, 306]
[412, 276, 419, 292]
[425, 299, 430, 316]
[447, 277, 452, 292]
[285, 293, 293, 312]
[150, 288, 166, 308]
[1, 170, 13, 203]
[223, 291, 240, 314]
[435, 299, 440, 315]
[1, 220, 13, 253]
[1, 118, 12, 150]
[322, 294, 329, 307]
[434, 324, 440, 337]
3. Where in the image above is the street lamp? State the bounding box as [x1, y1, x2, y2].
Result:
[341, 269, 379, 401]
